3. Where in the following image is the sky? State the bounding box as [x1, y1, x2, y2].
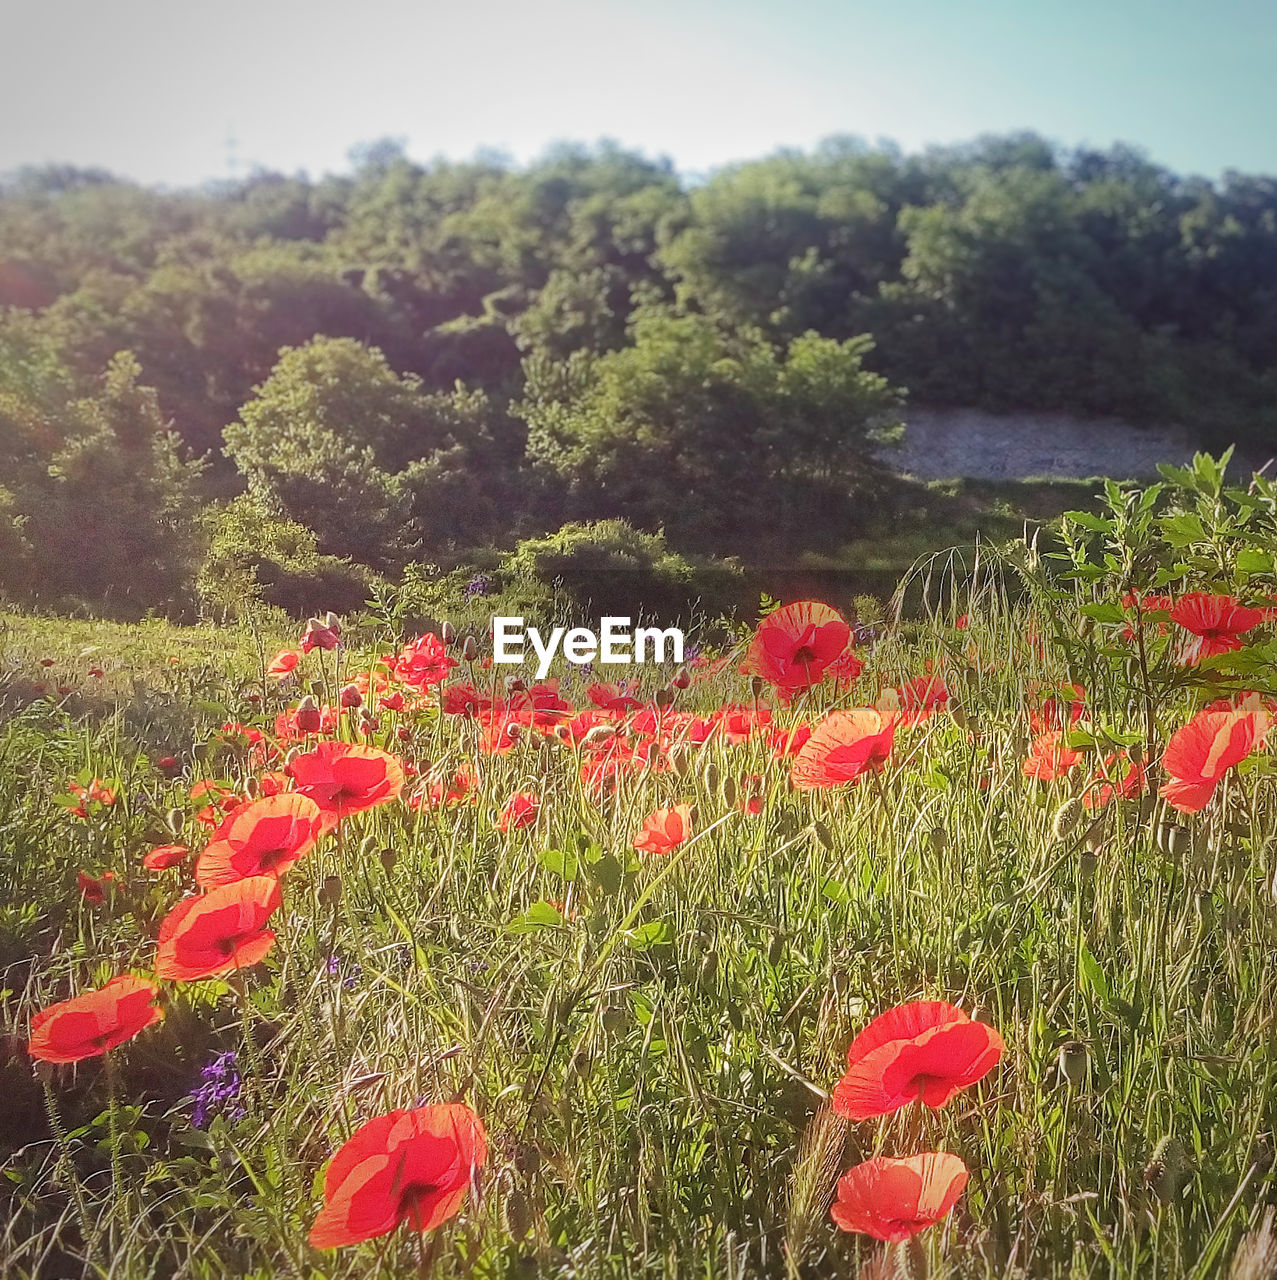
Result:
[3, 0, 1275, 187]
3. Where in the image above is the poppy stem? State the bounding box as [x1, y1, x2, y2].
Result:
[41, 1077, 93, 1250]
[105, 1049, 125, 1221]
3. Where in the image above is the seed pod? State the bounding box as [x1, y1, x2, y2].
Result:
[1052, 797, 1085, 840]
[1082, 820, 1105, 853]
[319, 875, 343, 906]
[672, 669, 691, 690]
[502, 1183, 533, 1239]
[515, 1143, 543, 1176]
[441, 620, 457, 644]
[601, 1004, 626, 1034]
[379, 847, 398, 873]
[654, 688, 674, 709]
[1078, 849, 1098, 882]
[242, 776, 259, 800]
[1057, 1040, 1088, 1087]
[1157, 823, 1192, 858]
[461, 635, 478, 662]
[720, 775, 738, 808]
[669, 746, 691, 778]
[766, 932, 785, 966]
[703, 761, 721, 793]
[749, 676, 767, 700]
[581, 724, 616, 750]
[929, 825, 948, 857]
[1143, 1136, 1191, 1202]
[506, 676, 526, 694]
[812, 820, 833, 850]
[698, 949, 719, 986]
[950, 703, 969, 730]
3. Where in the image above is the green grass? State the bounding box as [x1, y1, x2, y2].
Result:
[1, 546, 1275, 1278]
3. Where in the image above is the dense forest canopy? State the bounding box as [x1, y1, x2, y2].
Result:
[3, 132, 1277, 618]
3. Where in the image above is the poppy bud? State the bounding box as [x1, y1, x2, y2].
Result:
[1128, 742, 1144, 765]
[581, 725, 615, 750]
[669, 746, 691, 778]
[379, 847, 398, 873]
[672, 669, 691, 690]
[703, 761, 721, 793]
[767, 933, 785, 966]
[506, 676, 526, 694]
[1052, 797, 1084, 840]
[553, 723, 572, 742]
[295, 695, 321, 733]
[1079, 848, 1098, 882]
[321, 612, 341, 632]
[950, 703, 968, 729]
[339, 683, 363, 709]
[748, 676, 767, 700]
[929, 825, 948, 856]
[192, 741, 210, 763]
[461, 636, 479, 662]
[166, 807, 184, 832]
[654, 688, 674, 709]
[505, 721, 522, 741]
[1082, 820, 1105, 853]
[699, 950, 719, 986]
[1142, 1136, 1190, 1202]
[1157, 823, 1192, 859]
[156, 754, 178, 772]
[720, 775, 737, 808]
[396, 725, 411, 741]
[243, 776, 259, 800]
[319, 875, 343, 906]
[601, 1005, 626, 1034]
[441, 620, 457, 644]
[570, 1048, 592, 1078]
[1057, 1040, 1088, 1087]
[503, 1184, 533, 1239]
[812, 820, 833, 850]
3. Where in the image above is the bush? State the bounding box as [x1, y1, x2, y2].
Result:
[197, 494, 377, 620]
[500, 519, 745, 622]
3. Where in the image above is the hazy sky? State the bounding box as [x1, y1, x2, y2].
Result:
[3, 0, 1274, 186]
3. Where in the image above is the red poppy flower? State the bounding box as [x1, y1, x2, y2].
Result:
[195, 793, 325, 887]
[154, 876, 282, 981]
[896, 676, 949, 727]
[1159, 702, 1269, 813]
[287, 742, 404, 831]
[831, 1152, 969, 1242]
[390, 632, 457, 690]
[1028, 683, 1086, 735]
[769, 724, 812, 758]
[308, 1102, 486, 1249]
[789, 709, 895, 790]
[300, 615, 341, 653]
[831, 1001, 1004, 1120]
[143, 843, 190, 871]
[1083, 750, 1146, 810]
[632, 804, 692, 854]
[586, 682, 642, 714]
[1022, 730, 1082, 781]
[77, 869, 117, 904]
[27, 975, 164, 1064]
[409, 769, 476, 811]
[742, 601, 853, 692]
[267, 649, 301, 679]
[1170, 593, 1264, 664]
[496, 791, 539, 832]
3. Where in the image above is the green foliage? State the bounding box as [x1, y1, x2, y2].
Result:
[197, 492, 376, 620]
[518, 307, 903, 551]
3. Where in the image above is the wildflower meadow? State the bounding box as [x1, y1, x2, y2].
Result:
[4, 451, 1277, 1279]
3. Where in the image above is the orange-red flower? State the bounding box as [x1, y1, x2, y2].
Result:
[831, 1001, 1004, 1121]
[831, 1152, 969, 1242]
[896, 675, 949, 727]
[143, 843, 190, 871]
[789, 709, 895, 790]
[390, 632, 457, 690]
[496, 791, 539, 832]
[195, 793, 324, 887]
[287, 742, 404, 832]
[308, 1102, 487, 1250]
[742, 601, 853, 692]
[28, 975, 164, 1063]
[1170, 593, 1264, 664]
[77, 869, 117, 904]
[154, 876, 282, 981]
[632, 804, 692, 854]
[409, 768, 476, 811]
[1022, 730, 1081, 781]
[1083, 750, 1146, 810]
[1159, 702, 1269, 812]
[266, 649, 301, 679]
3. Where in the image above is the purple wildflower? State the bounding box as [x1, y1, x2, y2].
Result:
[464, 573, 493, 600]
[189, 1050, 245, 1128]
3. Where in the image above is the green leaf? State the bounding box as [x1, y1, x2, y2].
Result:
[539, 848, 579, 881]
[626, 919, 674, 951]
[506, 900, 566, 934]
[1078, 943, 1111, 1003]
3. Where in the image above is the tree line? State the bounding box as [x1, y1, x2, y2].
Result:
[2, 132, 1276, 617]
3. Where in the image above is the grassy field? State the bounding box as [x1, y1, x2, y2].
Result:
[3, 458, 1277, 1279]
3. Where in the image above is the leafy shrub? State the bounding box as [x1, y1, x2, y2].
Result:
[500, 519, 745, 622]
[197, 494, 377, 620]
